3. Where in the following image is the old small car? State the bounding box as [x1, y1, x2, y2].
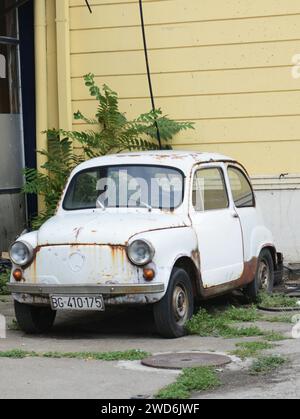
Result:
[8, 151, 282, 338]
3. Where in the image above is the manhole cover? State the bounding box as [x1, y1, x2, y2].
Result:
[141, 352, 231, 370]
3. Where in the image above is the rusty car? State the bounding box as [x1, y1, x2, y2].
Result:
[8, 151, 282, 338]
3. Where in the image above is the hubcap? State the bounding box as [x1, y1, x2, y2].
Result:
[258, 259, 270, 290]
[172, 285, 189, 325]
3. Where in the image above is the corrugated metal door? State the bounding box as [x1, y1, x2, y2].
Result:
[0, 1, 26, 251]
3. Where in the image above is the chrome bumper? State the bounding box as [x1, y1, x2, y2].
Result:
[8, 282, 165, 296]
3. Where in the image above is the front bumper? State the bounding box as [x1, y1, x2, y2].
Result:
[8, 282, 164, 298]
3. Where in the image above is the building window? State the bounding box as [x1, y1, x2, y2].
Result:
[0, 1, 17, 38]
[0, 0, 19, 114]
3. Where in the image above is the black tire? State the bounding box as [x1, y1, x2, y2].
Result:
[14, 300, 56, 334]
[244, 249, 274, 302]
[153, 268, 194, 338]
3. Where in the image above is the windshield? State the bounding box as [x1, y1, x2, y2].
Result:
[63, 165, 184, 211]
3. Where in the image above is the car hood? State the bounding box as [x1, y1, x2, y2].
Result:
[37, 211, 190, 246]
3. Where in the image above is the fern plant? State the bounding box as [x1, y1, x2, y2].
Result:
[24, 133, 84, 229]
[23, 73, 194, 228]
[56, 73, 193, 156]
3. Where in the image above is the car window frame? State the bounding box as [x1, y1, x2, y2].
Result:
[62, 164, 186, 212]
[192, 165, 230, 212]
[227, 165, 256, 208]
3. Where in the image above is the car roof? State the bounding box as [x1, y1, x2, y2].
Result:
[73, 150, 236, 175]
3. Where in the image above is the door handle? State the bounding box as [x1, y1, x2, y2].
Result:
[231, 212, 239, 219]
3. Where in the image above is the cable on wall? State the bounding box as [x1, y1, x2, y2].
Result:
[139, 0, 162, 150]
[85, 0, 92, 14]
[83, 0, 161, 148]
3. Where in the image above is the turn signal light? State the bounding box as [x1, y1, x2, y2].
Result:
[143, 268, 155, 281]
[13, 269, 23, 282]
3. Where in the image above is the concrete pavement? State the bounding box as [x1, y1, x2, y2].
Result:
[0, 295, 299, 399]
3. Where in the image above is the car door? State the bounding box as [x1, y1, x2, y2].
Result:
[227, 165, 257, 263]
[189, 164, 244, 288]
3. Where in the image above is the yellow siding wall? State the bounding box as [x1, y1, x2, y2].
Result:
[66, 0, 300, 175]
[46, 0, 58, 129]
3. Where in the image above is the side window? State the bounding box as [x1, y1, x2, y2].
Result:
[228, 167, 255, 208]
[192, 167, 229, 211]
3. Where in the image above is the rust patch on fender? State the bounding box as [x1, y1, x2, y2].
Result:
[239, 257, 258, 286]
[111, 246, 128, 274]
[31, 257, 37, 284]
[191, 248, 201, 270]
[109, 244, 127, 265]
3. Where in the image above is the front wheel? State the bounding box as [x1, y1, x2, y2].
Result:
[14, 300, 56, 334]
[153, 268, 194, 338]
[244, 249, 274, 302]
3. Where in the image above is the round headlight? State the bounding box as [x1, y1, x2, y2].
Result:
[9, 241, 34, 266]
[127, 240, 155, 266]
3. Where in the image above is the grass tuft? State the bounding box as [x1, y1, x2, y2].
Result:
[155, 367, 220, 399]
[41, 349, 149, 361]
[261, 314, 293, 324]
[249, 355, 287, 375]
[187, 305, 291, 339]
[231, 341, 275, 360]
[0, 349, 37, 359]
[223, 305, 260, 322]
[0, 349, 150, 361]
[258, 292, 300, 309]
[0, 269, 10, 296]
[264, 331, 287, 342]
[187, 308, 264, 339]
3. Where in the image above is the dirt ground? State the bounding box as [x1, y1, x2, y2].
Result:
[0, 294, 299, 399]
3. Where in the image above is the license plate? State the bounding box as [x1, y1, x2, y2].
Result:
[50, 295, 105, 311]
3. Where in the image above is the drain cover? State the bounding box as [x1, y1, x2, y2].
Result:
[141, 352, 231, 370]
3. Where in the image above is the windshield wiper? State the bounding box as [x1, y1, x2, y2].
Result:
[96, 197, 106, 211]
[139, 201, 152, 212]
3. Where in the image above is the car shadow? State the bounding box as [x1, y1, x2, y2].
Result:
[44, 291, 248, 340]
[49, 306, 158, 339]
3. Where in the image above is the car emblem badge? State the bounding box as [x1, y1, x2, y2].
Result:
[68, 252, 85, 272]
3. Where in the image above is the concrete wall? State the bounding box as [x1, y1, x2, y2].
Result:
[253, 176, 300, 263]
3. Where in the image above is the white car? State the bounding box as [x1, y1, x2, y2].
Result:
[8, 151, 283, 338]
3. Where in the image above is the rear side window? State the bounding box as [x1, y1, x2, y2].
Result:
[193, 167, 229, 211]
[228, 167, 255, 208]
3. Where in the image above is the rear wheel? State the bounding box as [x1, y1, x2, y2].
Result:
[14, 300, 56, 334]
[244, 249, 274, 302]
[153, 268, 194, 338]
